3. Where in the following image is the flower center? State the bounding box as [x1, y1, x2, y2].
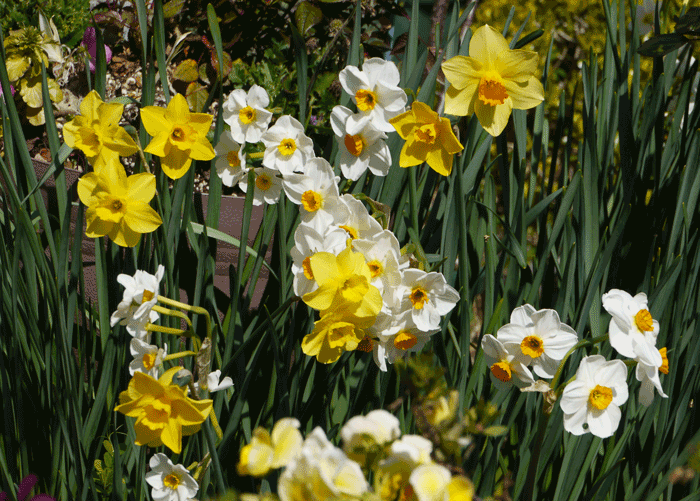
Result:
[478, 75, 508, 106]
[634, 309, 653, 332]
[142, 352, 156, 370]
[256, 173, 272, 191]
[394, 330, 418, 350]
[414, 123, 439, 145]
[659, 347, 669, 375]
[227, 150, 241, 168]
[367, 260, 383, 279]
[112, 200, 123, 211]
[339, 225, 358, 240]
[355, 89, 377, 111]
[142, 289, 154, 303]
[409, 286, 428, 309]
[278, 138, 297, 156]
[302, 256, 314, 280]
[328, 323, 354, 347]
[163, 473, 181, 490]
[490, 361, 512, 382]
[239, 106, 256, 125]
[344, 134, 365, 156]
[301, 190, 323, 212]
[356, 336, 374, 352]
[171, 127, 186, 141]
[588, 384, 613, 410]
[340, 275, 369, 302]
[520, 335, 544, 358]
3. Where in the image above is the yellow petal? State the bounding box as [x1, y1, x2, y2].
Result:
[133, 419, 164, 448]
[102, 127, 139, 157]
[85, 217, 114, 238]
[144, 133, 171, 158]
[160, 148, 193, 180]
[171, 399, 210, 426]
[399, 138, 428, 168]
[411, 101, 437, 124]
[426, 148, 453, 176]
[188, 112, 214, 137]
[474, 98, 512, 137]
[441, 55, 482, 89]
[438, 118, 464, 153]
[164, 93, 191, 124]
[188, 137, 216, 161]
[77, 173, 100, 205]
[496, 49, 540, 83]
[444, 84, 478, 117]
[160, 419, 183, 454]
[504, 76, 545, 110]
[79, 90, 103, 122]
[389, 109, 418, 140]
[127, 173, 157, 203]
[271, 419, 303, 468]
[123, 201, 162, 234]
[140, 105, 171, 137]
[469, 25, 510, 71]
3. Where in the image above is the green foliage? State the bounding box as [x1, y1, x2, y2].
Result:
[0, 0, 91, 44]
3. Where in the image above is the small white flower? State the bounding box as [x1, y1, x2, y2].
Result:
[145, 453, 199, 501]
[372, 312, 439, 372]
[129, 338, 166, 378]
[602, 289, 659, 359]
[331, 105, 391, 180]
[397, 269, 460, 331]
[560, 355, 629, 438]
[352, 229, 403, 300]
[632, 332, 667, 406]
[340, 409, 401, 453]
[196, 369, 234, 394]
[290, 223, 348, 297]
[214, 130, 247, 187]
[261, 115, 315, 175]
[282, 158, 349, 233]
[222, 85, 273, 144]
[339, 58, 408, 132]
[239, 167, 283, 206]
[481, 334, 535, 390]
[111, 265, 164, 339]
[336, 194, 384, 241]
[496, 305, 578, 379]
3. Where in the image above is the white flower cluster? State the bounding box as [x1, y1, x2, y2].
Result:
[483, 289, 669, 439]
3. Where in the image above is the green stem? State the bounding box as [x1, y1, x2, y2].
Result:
[146, 324, 193, 337]
[202, 420, 227, 493]
[157, 295, 212, 345]
[550, 334, 609, 390]
[408, 165, 420, 235]
[152, 304, 192, 328]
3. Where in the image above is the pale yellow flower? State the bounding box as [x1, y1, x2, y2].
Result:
[237, 418, 303, 477]
[442, 24, 544, 136]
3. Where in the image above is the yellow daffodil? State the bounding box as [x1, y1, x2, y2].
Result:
[237, 418, 303, 477]
[302, 310, 375, 364]
[115, 367, 213, 454]
[441, 24, 545, 136]
[63, 90, 139, 173]
[389, 101, 463, 176]
[77, 162, 162, 247]
[140, 93, 216, 179]
[302, 243, 382, 319]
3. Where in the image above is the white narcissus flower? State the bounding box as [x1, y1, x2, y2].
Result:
[239, 167, 283, 206]
[340, 409, 401, 457]
[339, 58, 408, 132]
[331, 105, 391, 180]
[352, 230, 403, 300]
[282, 158, 349, 234]
[222, 85, 273, 144]
[336, 194, 384, 241]
[129, 338, 166, 377]
[398, 269, 460, 332]
[632, 331, 668, 406]
[194, 369, 234, 394]
[602, 289, 659, 359]
[261, 115, 315, 175]
[214, 130, 247, 187]
[495, 305, 578, 379]
[237, 418, 303, 477]
[481, 334, 535, 390]
[291, 223, 348, 297]
[111, 264, 165, 340]
[145, 453, 198, 501]
[560, 355, 629, 438]
[372, 311, 439, 372]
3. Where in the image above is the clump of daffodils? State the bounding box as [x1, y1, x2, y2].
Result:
[482, 289, 669, 439]
[236, 410, 475, 501]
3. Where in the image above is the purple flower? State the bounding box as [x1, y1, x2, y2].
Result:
[0, 474, 55, 501]
[81, 27, 113, 73]
[0, 83, 15, 98]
